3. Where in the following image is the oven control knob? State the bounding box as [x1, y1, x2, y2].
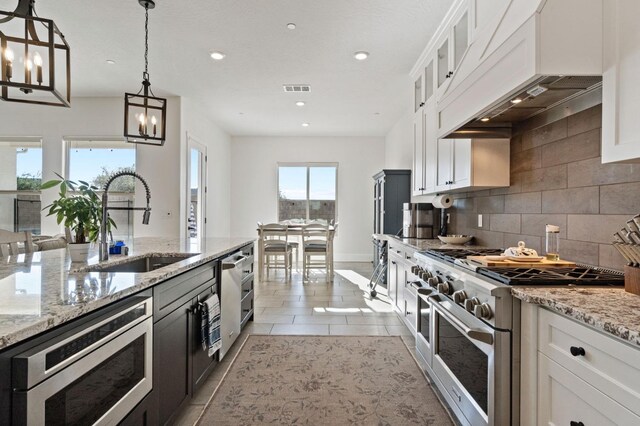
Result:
[437, 282, 451, 294]
[411, 266, 420, 275]
[453, 290, 467, 304]
[464, 297, 481, 313]
[427, 277, 439, 288]
[474, 303, 493, 320]
[420, 270, 432, 280]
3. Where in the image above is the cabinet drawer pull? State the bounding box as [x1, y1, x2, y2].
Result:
[570, 422, 584, 426]
[570, 346, 586, 357]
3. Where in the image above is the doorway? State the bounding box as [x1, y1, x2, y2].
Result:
[186, 137, 207, 243]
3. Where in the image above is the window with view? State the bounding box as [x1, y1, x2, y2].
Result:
[278, 164, 337, 223]
[66, 139, 136, 240]
[0, 138, 43, 235]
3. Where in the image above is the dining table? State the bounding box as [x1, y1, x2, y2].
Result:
[256, 220, 337, 281]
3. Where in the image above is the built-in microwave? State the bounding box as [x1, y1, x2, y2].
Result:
[12, 296, 153, 425]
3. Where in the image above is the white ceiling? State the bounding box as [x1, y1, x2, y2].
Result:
[1, 0, 453, 136]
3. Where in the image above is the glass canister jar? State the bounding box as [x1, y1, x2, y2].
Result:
[545, 224, 560, 260]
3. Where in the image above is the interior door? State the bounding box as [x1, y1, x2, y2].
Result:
[186, 137, 207, 243]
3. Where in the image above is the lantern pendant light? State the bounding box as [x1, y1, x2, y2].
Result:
[124, 0, 166, 146]
[0, 0, 71, 107]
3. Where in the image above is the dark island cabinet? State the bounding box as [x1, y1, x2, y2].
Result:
[151, 260, 218, 425]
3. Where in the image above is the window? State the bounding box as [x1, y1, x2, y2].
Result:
[278, 163, 337, 222]
[0, 138, 43, 235]
[66, 139, 136, 240]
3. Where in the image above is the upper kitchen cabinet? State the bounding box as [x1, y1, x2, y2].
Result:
[435, 4, 470, 100]
[602, 0, 640, 163]
[413, 61, 437, 196]
[435, 138, 510, 193]
[436, 0, 603, 138]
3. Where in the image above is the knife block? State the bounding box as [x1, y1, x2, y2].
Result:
[624, 265, 640, 296]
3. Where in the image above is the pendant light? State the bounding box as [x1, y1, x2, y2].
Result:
[124, 0, 166, 146]
[0, 0, 71, 107]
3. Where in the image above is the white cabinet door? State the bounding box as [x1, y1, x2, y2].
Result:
[412, 110, 425, 196]
[602, 0, 640, 163]
[423, 100, 437, 194]
[451, 139, 471, 189]
[538, 353, 640, 426]
[435, 139, 452, 191]
[435, 33, 451, 100]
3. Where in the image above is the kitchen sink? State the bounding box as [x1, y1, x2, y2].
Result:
[89, 254, 198, 273]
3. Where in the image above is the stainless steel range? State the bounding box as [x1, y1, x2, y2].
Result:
[413, 248, 624, 426]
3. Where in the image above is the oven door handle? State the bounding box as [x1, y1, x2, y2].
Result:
[430, 297, 494, 345]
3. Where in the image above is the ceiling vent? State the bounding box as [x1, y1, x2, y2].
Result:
[283, 84, 311, 93]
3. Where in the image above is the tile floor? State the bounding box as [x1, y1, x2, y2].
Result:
[173, 262, 416, 425]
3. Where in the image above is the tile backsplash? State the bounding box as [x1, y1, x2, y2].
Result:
[449, 104, 640, 271]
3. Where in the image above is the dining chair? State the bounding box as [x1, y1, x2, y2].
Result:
[302, 223, 332, 282]
[258, 223, 293, 281]
[0, 229, 34, 257]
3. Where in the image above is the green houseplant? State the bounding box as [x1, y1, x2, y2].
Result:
[41, 173, 115, 261]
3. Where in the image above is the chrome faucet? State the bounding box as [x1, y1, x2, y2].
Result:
[99, 171, 151, 261]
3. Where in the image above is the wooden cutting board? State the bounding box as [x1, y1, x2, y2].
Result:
[467, 256, 576, 267]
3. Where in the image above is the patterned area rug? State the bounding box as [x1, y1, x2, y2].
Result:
[196, 335, 453, 425]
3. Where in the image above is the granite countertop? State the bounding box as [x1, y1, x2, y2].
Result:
[512, 287, 640, 347]
[0, 236, 255, 351]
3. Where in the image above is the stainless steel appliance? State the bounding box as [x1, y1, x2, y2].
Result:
[402, 203, 438, 239]
[12, 296, 153, 426]
[413, 247, 625, 426]
[220, 251, 253, 360]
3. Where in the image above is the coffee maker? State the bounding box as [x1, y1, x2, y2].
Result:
[402, 203, 439, 239]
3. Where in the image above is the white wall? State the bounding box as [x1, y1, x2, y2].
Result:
[384, 108, 413, 170]
[0, 97, 182, 237]
[230, 136, 385, 261]
[180, 97, 232, 238]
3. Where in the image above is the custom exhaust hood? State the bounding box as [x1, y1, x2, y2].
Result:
[446, 75, 602, 139]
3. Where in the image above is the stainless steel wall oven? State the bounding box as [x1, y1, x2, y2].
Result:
[429, 294, 511, 426]
[11, 296, 153, 426]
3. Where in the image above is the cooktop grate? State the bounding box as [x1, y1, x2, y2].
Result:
[423, 248, 504, 263]
[477, 266, 625, 286]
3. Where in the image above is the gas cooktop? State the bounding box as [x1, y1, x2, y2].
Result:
[477, 266, 625, 286]
[419, 248, 625, 286]
[423, 248, 504, 263]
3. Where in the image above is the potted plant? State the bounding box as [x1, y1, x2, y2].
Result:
[41, 173, 115, 262]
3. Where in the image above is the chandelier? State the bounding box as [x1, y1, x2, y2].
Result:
[124, 0, 166, 146]
[0, 0, 71, 107]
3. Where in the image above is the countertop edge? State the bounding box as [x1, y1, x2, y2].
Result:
[512, 288, 640, 347]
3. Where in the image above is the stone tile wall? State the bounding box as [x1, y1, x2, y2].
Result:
[449, 104, 640, 271]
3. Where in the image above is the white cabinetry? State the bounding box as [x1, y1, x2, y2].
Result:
[520, 303, 640, 426]
[413, 61, 437, 196]
[602, 0, 640, 163]
[435, 138, 509, 193]
[435, 3, 470, 101]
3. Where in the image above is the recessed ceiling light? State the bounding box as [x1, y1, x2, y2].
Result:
[210, 51, 226, 60]
[239, 112, 244, 115]
[480, 117, 490, 122]
[374, 112, 380, 115]
[354, 51, 369, 61]
[295, 101, 305, 107]
[510, 98, 523, 104]
[106, 59, 116, 65]
[287, 23, 296, 30]
[301, 122, 310, 127]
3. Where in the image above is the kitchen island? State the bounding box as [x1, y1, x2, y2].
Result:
[0, 237, 255, 350]
[0, 236, 255, 426]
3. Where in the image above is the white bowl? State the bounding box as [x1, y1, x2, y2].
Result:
[437, 235, 473, 245]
